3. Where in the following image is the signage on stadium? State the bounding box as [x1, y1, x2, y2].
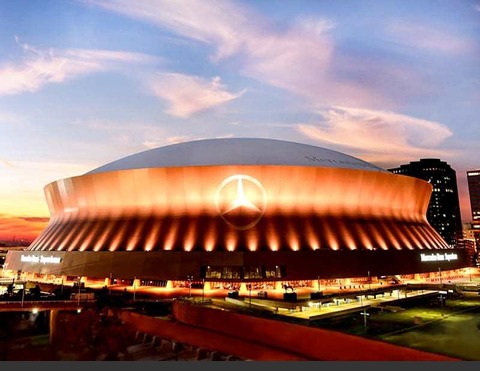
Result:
[216, 174, 267, 230]
[20, 254, 62, 264]
[420, 252, 458, 262]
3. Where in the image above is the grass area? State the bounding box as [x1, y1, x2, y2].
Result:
[309, 294, 480, 360]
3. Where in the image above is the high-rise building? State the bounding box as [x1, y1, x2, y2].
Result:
[463, 222, 477, 241]
[457, 223, 478, 266]
[467, 170, 480, 250]
[388, 159, 463, 248]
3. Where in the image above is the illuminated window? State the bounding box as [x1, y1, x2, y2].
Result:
[265, 265, 283, 279]
[202, 265, 241, 280]
[244, 266, 263, 279]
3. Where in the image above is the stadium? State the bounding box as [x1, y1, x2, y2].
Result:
[4, 138, 470, 292]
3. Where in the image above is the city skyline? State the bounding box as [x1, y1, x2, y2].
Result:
[1, 0, 479, 241]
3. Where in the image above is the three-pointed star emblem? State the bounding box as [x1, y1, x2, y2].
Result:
[216, 175, 267, 230]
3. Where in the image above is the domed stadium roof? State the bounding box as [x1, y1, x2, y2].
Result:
[86, 137, 386, 174]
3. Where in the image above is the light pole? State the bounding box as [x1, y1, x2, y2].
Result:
[317, 275, 321, 292]
[109, 272, 112, 295]
[133, 276, 137, 302]
[247, 284, 252, 308]
[77, 277, 81, 306]
[361, 308, 369, 333]
[187, 275, 193, 298]
[202, 279, 205, 302]
[438, 267, 442, 285]
[21, 284, 25, 307]
[368, 271, 371, 291]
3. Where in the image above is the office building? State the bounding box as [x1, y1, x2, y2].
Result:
[388, 159, 462, 248]
[467, 170, 480, 253]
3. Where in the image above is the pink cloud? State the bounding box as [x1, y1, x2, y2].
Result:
[0, 214, 48, 242]
[0, 38, 158, 95]
[89, 0, 388, 109]
[150, 73, 245, 118]
[297, 106, 453, 166]
[143, 133, 235, 149]
[87, 0, 255, 60]
[386, 20, 475, 54]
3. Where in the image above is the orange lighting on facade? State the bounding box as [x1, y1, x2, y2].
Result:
[27, 164, 448, 254]
[289, 237, 299, 252]
[226, 231, 237, 252]
[109, 223, 127, 252]
[164, 220, 180, 251]
[267, 224, 279, 251]
[145, 222, 161, 251]
[9, 138, 467, 286]
[93, 225, 111, 252]
[184, 224, 196, 252]
[246, 230, 258, 252]
[204, 224, 216, 252]
[126, 221, 145, 251]
[15, 138, 448, 266]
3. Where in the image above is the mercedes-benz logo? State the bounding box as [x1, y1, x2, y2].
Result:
[215, 174, 267, 230]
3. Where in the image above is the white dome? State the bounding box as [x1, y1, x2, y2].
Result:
[86, 137, 386, 174]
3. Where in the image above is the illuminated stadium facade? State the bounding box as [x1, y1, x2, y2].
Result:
[5, 138, 470, 289]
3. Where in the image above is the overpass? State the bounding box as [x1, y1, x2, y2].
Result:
[0, 299, 94, 312]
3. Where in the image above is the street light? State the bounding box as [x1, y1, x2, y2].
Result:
[367, 271, 371, 291]
[77, 277, 81, 306]
[133, 276, 136, 302]
[247, 284, 252, 307]
[187, 275, 193, 298]
[361, 308, 369, 333]
[21, 284, 25, 307]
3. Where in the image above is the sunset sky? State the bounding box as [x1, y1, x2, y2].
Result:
[1, 0, 479, 242]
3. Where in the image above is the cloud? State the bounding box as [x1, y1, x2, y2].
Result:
[150, 73, 245, 118]
[87, 0, 387, 109]
[0, 214, 48, 242]
[143, 136, 193, 149]
[474, 3, 480, 11]
[87, 0, 255, 60]
[0, 37, 158, 95]
[1, 160, 15, 168]
[142, 133, 234, 149]
[385, 20, 475, 54]
[297, 106, 453, 165]
[295, 16, 336, 35]
[20, 216, 50, 223]
[0, 110, 26, 126]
